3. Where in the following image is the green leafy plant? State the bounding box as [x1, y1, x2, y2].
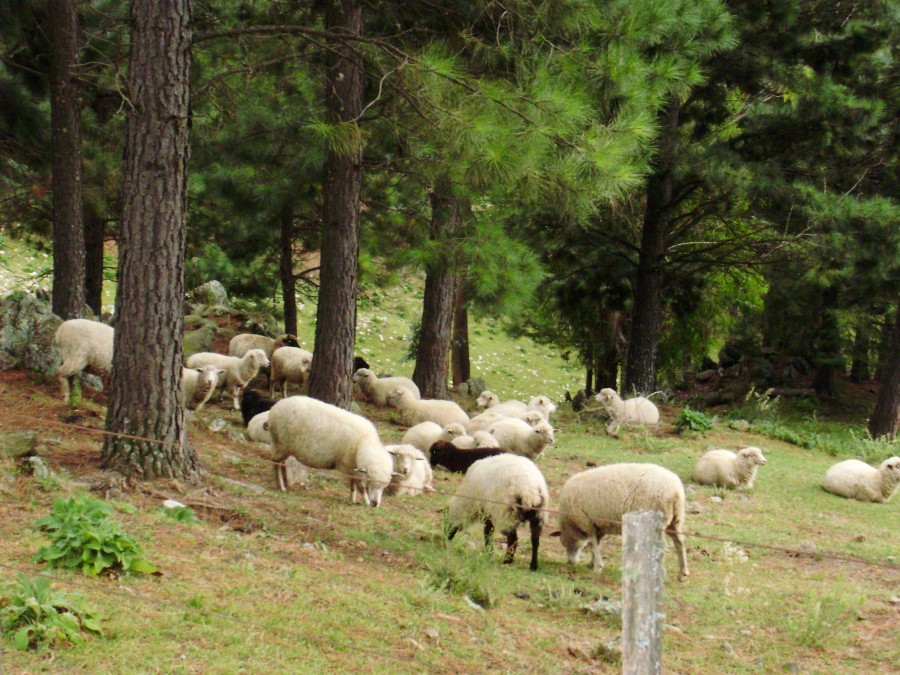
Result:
[1, 575, 102, 651]
[674, 406, 714, 434]
[159, 505, 199, 524]
[33, 497, 159, 576]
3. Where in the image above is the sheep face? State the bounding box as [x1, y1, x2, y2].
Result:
[882, 457, 900, 483]
[442, 423, 466, 440]
[387, 446, 416, 477]
[520, 411, 545, 427]
[351, 368, 374, 386]
[385, 386, 408, 408]
[248, 349, 270, 368]
[476, 391, 499, 408]
[738, 447, 767, 465]
[529, 396, 557, 416]
[355, 469, 387, 507]
[595, 388, 618, 405]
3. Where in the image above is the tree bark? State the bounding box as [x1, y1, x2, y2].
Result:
[624, 101, 679, 395]
[48, 0, 85, 320]
[101, 0, 197, 480]
[84, 206, 105, 317]
[450, 276, 470, 387]
[868, 301, 900, 440]
[279, 206, 298, 337]
[307, 0, 363, 408]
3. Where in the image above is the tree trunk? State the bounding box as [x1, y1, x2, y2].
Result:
[873, 308, 892, 382]
[48, 0, 85, 320]
[813, 285, 840, 398]
[624, 101, 678, 395]
[307, 0, 363, 408]
[585, 367, 594, 393]
[84, 206, 105, 317]
[849, 318, 870, 384]
[413, 179, 464, 399]
[868, 301, 900, 440]
[279, 207, 298, 337]
[101, 0, 197, 480]
[450, 277, 470, 387]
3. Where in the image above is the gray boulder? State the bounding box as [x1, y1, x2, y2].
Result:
[0, 292, 62, 376]
[185, 280, 229, 312]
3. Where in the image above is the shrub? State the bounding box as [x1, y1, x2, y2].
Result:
[675, 406, 714, 434]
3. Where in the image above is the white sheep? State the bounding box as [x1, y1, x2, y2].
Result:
[181, 365, 224, 411]
[401, 422, 466, 453]
[448, 430, 500, 450]
[247, 411, 271, 444]
[822, 457, 900, 503]
[186, 349, 270, 411]
[557, 463, 689, 581]
[228, 333, 300, 388]
[269, 346, 313, 398]
[692, 447, 768, 489]
[53, 318, 114, 403]
[266, 395, 397, 506]
[385, 387, 469, 427]
[385, 444, 434, 496]
[351, 368, 420, 406]
[447, 454, 550, 571]
[476, 391, 557, 420]
[595, 388, 660, 429]
[466, 409, 546, 434]
[486, 418, 555, 458]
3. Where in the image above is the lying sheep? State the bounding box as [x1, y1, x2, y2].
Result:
[240, 389, 277, 427]
[352, 368, 420, 406]
[595, 388, 660, 426]
[557, 463, 689, 581]
[269, 346, 313, 398]
[447, 454, 550, 571]
[385, 444, 434, 496]
[466, 409, 546, 434]
[401, 422, 466, 453]
[266, 395, 397, 506]
[476, 391, 557, 420]
[486, 418, 555, 458]
[186, 349, 270, 411]
[476, 390, 525, 412]
[229, 333, 300, 388]
[385, 387, 469, 427]
[428, 441, 510, 473]
[692, 447, 768, 489]
[53, 319, 114, 403]
[448, 430, 499, 450]
[822, 457, 900, 503]
[247, 411, 271, 444]
[181, 366, 224, 412]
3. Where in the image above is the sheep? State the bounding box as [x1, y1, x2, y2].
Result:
[266, 395, 398, 506]
[448, 430, 499, 450]
[385, 387, 469, 428]
[353, 356, 370, 372]
[247, 411, 271, 444]
[401, 422, 466, 453]
[240, 389, 277, 427]
[486, 418, 555, 458]
[181, 366, 224, 411]
[385, 444, 434, 496]
[428, 441, 510, 474]
[822, 457, 900, 503]
[186, 349, 270, 411]
[557, 463, 689, 581]
[476, 390, 522, 411]
[466, 409, 546, 434]
[692, 447, 768, 489]
[352, 368, 420, 406]
[53, 318, 114, 403]
[447, 454, 550, 571]
[526, 395, 557, 420]
[594, 388, 660, 426]
[269, 346, 313, 398]
[228, 333, 300, 388]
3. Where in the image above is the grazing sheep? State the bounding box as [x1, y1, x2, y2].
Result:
[352, 368, 420, 406]
[269, 346, 313, 398]
[240, 389, 277, 427]
[181, 366, 224, 412]
[53, 318, 114, 403]
[447, 454, 550, 571]
[247, 411, 271, 444]
[486, 418, 555, 458]
[822, 457, 900, 503]
[595, 388, 660, 425]
[692, 447, 768, 489]
[266, 396, 397, 506]
[428, 441, 510, 473]
[228, 333, 300, 387]
[401, 422, 466, 453]
[557, 463, 689, 581]
[385, 444, 434, 496]
[186, 349, 270, 411]
[385, 387, 469, 427]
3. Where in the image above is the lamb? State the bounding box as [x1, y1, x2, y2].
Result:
[447, 454, 550, 571]
[269, 346, 313, 398]
[557, 463, 689, 581]
[401, 422, 466, 453]
[466, 409, 546, 434]
[486, 418, 555, 458]
[428, 441, 510, 473]
[53, 318, 114, 403]
[240, 389, 277, 427]
[594, 387, 660, 426]
[181, 366, 224, 411]
[822, 457, 900, 503]
[247, 411, 271, 444]
[448, 430, 499, 450]
[352, 368, 420, 406]
[186, 349, 270, 410]
[384, 444, 434, 496]
[692, 447, 768, 489]
[385, 387, 469, 427]
[266, 395, 397, 506]
[228, 332, 300, 388]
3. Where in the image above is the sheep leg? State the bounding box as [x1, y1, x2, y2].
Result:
[667, 521, 690, 581]
[350, 478, 362, 504]
[447, 524, 460, 541]
[231, 386, 241, 411]
[282, 381, 288, 399]
[275, 463, 286, 492]
[590, 533, 604, 573]
[482, 519, 495, 550]
[503, 529, 518, 564]
[528, 516, 542, 571]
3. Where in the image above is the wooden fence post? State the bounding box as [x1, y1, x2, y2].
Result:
[622, 509, 665, 674]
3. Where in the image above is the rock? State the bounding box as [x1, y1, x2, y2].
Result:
[183, 320, 218, 357]
[797, 541, 817, 557]
[686, 502, 704, 514]
[566, 641, 595, 662]
[0, 431, 39, 459]
[0, 292, 62, 376]
[728, 419, 751, 432]
[582, 598, 622, 621]
[783, 663, 804, 673]
[465, 377, 486, 397]
[424, 628, 440, 642]
[456, 381, 470, 395]
[208, 418, 228, 432]
[186, 280, 228, 309]
[25, 456, 51, 480]
[594, 636, 622, 665]
[741, 355, 774, 383]
[696, 369, 718, 382]
[282, 457, 308, 488]
[710, 496, 723, 503]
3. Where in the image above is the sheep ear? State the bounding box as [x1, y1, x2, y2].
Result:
[416, 457, 427, 461]
[356, 468, 368, 474]
[391, 471, 404, 477]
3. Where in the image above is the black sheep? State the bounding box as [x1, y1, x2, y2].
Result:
[428, 441, 510, 473]
[240, 389, 277, 427]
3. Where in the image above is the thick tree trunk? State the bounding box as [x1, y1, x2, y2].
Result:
[101, 0, 197, 480]
[624, 102, 678, 395]
[307, 0, 363, 408]
[48, 0, 85, 320]
[450, 279, 470, 387]
[849, 318, 870, 384]
[868, 302, 900, 440]
[813, 285, 840, 398]
[279, 207, 298, 337]
[585, 367, 594, 393]
[84, 206, 104, 317]
[413, 178, 464, 399]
